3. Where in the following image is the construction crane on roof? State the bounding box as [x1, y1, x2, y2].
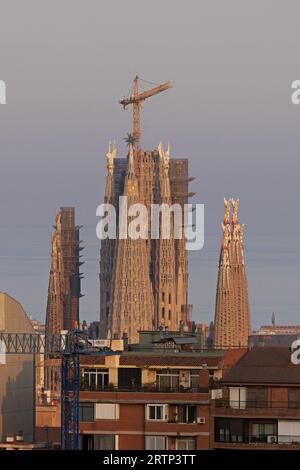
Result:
[119, 76, 173, 151]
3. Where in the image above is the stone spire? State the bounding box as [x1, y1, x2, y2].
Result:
[100, 134, 192, 341]
[107, 142, 154, 343]
[100, 141, 118, 337]
[153, 142, 177, 329]
[104, 140, 117, 200]
[214, 198, 251, 348]
[45, 207, 82, 395]
[127, 140, 136, 178]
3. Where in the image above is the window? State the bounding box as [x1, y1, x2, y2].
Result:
[106, 306, 109, 317]
[145, 436, 166, 450]
[215, 418, 247, 443]
[118, 368, 141, 389]
[82, 368, 109, 391]
[146, 404, 167, 421]
[95, 403, 119, 420]
[162, 307, 165, 318]
[247, 388, 267, 408]
[229, 387, 246, 409]
[94, 434, 115, 450]
[162, 292, 165, 302]
[168, 310, 171, 320]
[251, 422, 277, 443]
[156, 370, 179, 391]
[278, 420, 300, 443]
[168, 293, 171, 304]
[81, 434, 115, 450]
[79, 402, 94, 422]
[176, 438, 196, 450]
[177, 405, 197, 423]
[81, 434, 94, 450]
[289, 389, 300, 409]
[189, 370, 200, 389]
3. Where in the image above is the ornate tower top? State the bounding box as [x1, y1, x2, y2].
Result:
[158, 141, 170, 174]
[231, 198, 239, 225]
[223, 197, 231, 225]
[127, 142, 136, 179]
[106, 140, 117, 175]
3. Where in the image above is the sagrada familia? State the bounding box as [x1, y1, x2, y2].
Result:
[214, 198, 251, 348]
[99, 140, 191, 343]
[45, 207, 82, 393]
[44, 78, 252, 392]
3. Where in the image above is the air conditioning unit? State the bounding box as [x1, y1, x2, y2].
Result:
[211, 389, 223, 400]
[88, 339, 110, 348]
[267, 435, 277, 444]
[197, 417, 206, 424]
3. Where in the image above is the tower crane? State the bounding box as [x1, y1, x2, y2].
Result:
[119, 76, 173, 151]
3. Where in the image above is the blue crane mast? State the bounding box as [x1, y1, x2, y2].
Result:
[0, 330, 121, 450]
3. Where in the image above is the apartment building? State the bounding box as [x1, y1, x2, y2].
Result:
[78, 332, 224, 450]
[211, 347, 300, 449]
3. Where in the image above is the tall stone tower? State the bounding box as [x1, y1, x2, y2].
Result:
[99, 141, 191, 343]
[214, 198, 251, 348]
[107, 143, 154, 343]
[152, 142, 177, 329]
[45, 207, 82, 394]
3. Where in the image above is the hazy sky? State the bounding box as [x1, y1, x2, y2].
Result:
[0, 1, 299, 328]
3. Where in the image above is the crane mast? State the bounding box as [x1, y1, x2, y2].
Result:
[119, 75, 173, 151]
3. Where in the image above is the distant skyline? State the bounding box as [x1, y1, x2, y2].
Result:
[0, 1, 299, 328]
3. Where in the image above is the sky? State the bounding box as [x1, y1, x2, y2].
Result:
[0, 0, 299, 328]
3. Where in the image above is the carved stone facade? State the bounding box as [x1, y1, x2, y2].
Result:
[45, 207, 82, 394]
[100, 142, 191, 343]
[214, 199, 251, 348]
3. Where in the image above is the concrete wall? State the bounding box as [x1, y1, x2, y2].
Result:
[0, 292, 35, 442]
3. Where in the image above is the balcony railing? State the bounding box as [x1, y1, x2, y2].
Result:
[80, 383, 209, 393]
[167, 418, 198, 424]
[215, 434, 300, 445]
[214, 399, 300, 410]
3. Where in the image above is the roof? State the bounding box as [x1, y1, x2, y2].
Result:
[80, 352, 224, 368]
[222, 348, 248, 376]
[120, 355, 222, 367]
[258, 325, 300, 332]
[249, 333, 300, 347]
[223, 347, 300, 385]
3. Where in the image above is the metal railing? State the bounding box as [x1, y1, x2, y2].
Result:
[214, 399, 300, 410]
[215, 434, 300, 445]
[80, 383, 209, 393]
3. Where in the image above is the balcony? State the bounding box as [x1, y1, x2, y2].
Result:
[167, 418, 199, 424]
[214, 434, 300, 450]
[80, 383, 209, 394]
[213, 399, 300, 418]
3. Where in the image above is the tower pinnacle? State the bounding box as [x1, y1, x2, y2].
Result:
[214, 198, 251, 348]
